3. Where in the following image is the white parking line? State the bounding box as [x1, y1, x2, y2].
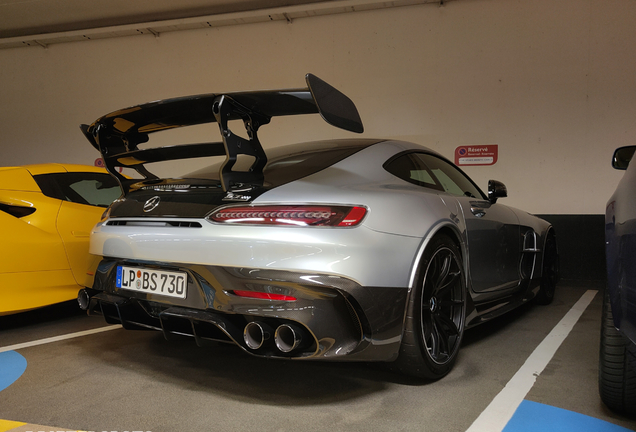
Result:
[0, 325, 121, 353]
[465, 290, 598, 432]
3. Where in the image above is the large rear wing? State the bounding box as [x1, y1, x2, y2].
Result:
[80, 74, 363, 192]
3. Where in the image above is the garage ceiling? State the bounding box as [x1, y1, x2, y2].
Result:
[0, 0, 440, 49]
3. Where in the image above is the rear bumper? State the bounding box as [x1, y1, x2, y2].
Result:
[89, 219, 422, 289]
[83, 258, 409, 362]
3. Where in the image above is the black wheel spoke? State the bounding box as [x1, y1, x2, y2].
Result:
[428, 321, 440, 358]
[434, 253, 452, 289]
[436, 313, 460, 338]
[437, 269, 461, 296]
[424, 312, 433, 331]
[433, 316, 450, 357]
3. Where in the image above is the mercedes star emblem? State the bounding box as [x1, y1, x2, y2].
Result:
[143, 196, 161, 212]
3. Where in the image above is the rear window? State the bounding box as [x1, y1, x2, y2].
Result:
[384, 152, 485, 199]
[383, 152, 444, 191]
[34, 172, 122, 207]
[187, 140, 377, 187]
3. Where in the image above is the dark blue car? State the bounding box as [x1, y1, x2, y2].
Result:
[600, 145, 636, 416]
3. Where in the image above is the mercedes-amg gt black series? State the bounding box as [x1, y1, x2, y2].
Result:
[78, 74, 559, 379]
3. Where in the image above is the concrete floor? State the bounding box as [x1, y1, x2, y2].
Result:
[0, 281, 634, 432]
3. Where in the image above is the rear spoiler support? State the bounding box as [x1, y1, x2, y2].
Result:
[212, 94, 269, 191]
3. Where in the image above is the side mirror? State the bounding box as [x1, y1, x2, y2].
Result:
[488, 180, 507, 204]
[612, 146, 636, 170]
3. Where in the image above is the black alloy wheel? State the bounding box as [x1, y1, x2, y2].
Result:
[395, 234, 466, 379]
[420, 242, 465, 365]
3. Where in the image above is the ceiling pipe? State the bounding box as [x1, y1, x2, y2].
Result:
[0, 0, 442, 50]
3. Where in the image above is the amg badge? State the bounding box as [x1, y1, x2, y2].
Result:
[223, 191, 251, 202]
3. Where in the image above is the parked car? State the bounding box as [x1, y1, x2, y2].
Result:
[600, 145, 636, 415]
[0, 163, 121, 315]
[78, 74, 558, 379]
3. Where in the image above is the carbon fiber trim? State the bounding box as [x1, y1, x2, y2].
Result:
[86, 258, 409, 361]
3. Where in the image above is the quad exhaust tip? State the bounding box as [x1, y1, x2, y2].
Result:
[243, 322, 307, 353]
[243, 321, 273, 350]
[274, 323, 304, 353]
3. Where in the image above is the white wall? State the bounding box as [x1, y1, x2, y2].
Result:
[1, 0, 635, 214]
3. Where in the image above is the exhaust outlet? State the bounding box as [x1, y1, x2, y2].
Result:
[77, 289, 91, 310]
[275, 324, 304, 353]
[243, 322, 273, 350]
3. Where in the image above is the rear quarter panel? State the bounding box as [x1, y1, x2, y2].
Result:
[0, 180, 77, 315]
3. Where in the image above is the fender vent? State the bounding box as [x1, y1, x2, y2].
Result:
[520, 230, 539, 279]
[0, 202, 36, 218]
[523, 230, 540, 253]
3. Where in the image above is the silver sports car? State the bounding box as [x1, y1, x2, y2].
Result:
[78, 74, 559, 379]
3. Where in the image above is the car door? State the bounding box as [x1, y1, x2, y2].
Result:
[455, 198, 521, 292]
[37, 171, 122, 285]
[415, 154, 522, 293]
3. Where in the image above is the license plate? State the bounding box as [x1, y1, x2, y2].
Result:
[116, 266, 187, 299]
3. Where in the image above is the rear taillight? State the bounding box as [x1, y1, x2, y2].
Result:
[208, 205, 367, 227]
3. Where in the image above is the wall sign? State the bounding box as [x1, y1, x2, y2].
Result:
[454, 145, 498, 166]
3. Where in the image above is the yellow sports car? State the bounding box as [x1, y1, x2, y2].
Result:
[0, 163, 121, 315]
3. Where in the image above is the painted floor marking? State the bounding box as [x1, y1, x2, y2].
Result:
[503, 400, 635, 432]
[0, 351, 27, 392]
[0, 419, 26, 432]
[0, 325, 121, 354]
[466, 289, 598, 432]
[0, 421, 85, 432]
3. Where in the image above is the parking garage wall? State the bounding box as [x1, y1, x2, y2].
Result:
[538, 215, 606, 281]
[0, 0, 632, 280]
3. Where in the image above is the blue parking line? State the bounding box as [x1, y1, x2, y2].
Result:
[0, 351, 26, 392]
[503, 400, 635, 432]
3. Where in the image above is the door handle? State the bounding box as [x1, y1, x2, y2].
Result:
[471, 207, 486, 218]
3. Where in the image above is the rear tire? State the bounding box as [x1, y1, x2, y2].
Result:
[395, 234, 466, 380]
[599, 289, 636, 416]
